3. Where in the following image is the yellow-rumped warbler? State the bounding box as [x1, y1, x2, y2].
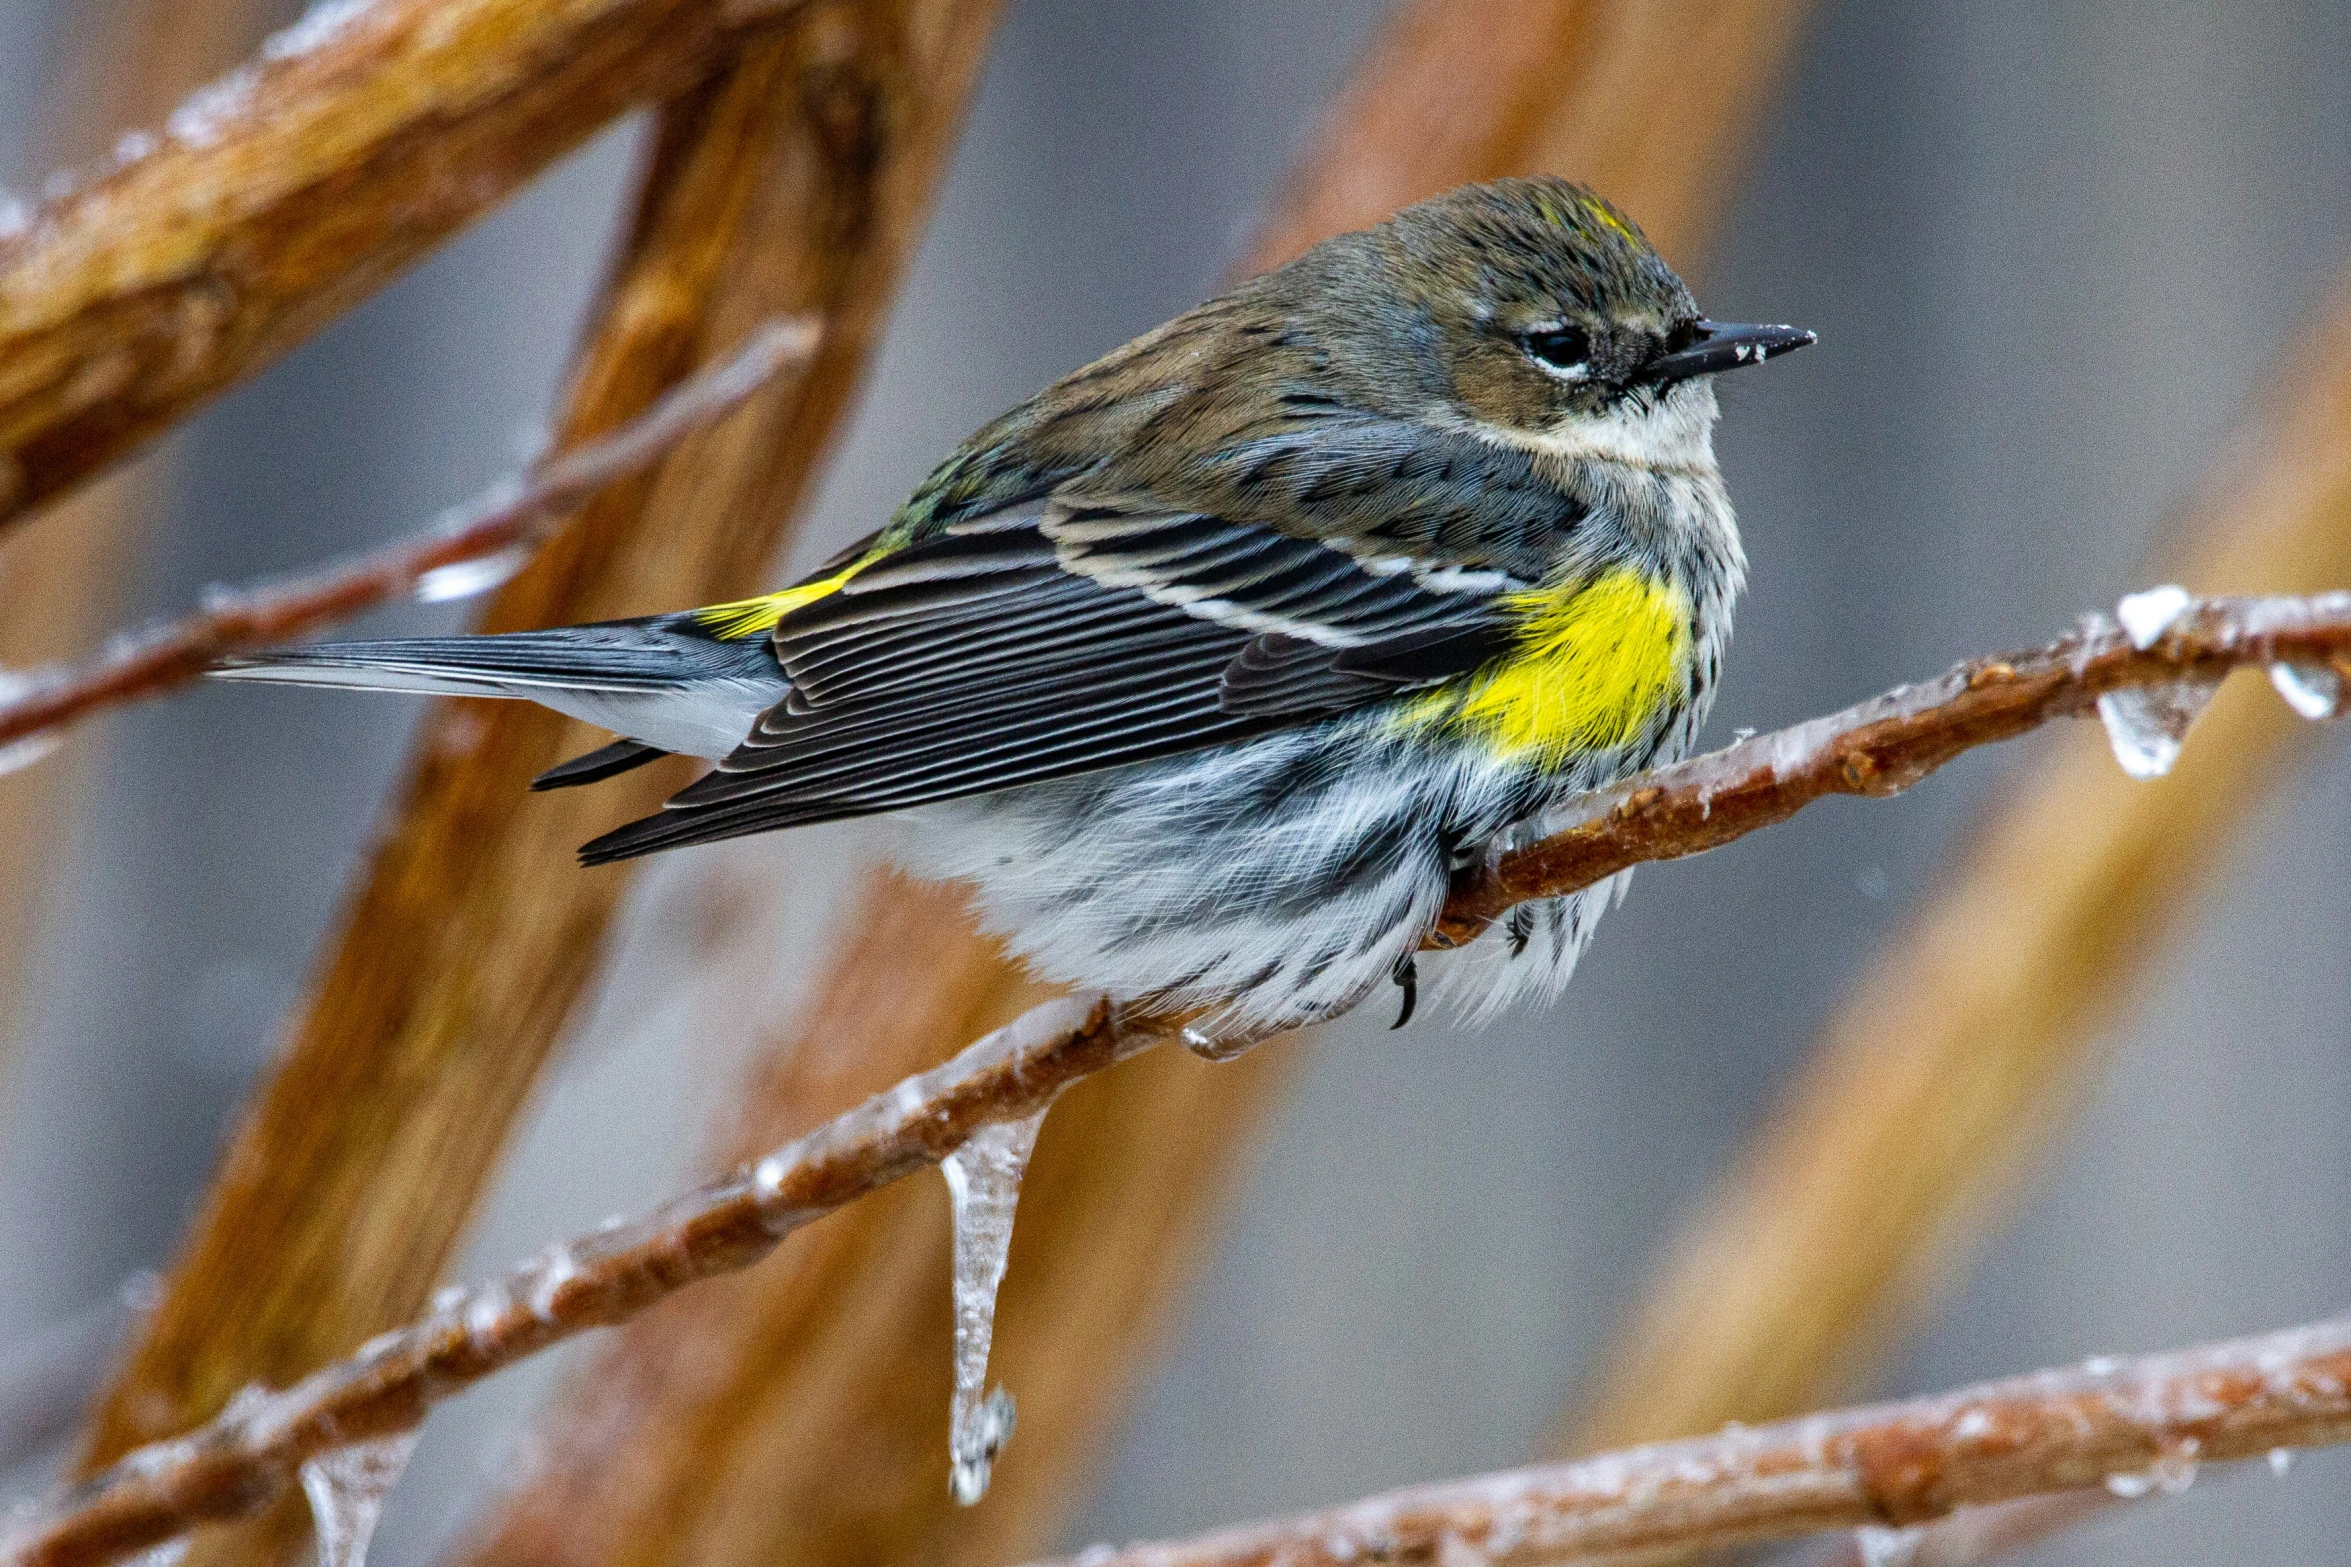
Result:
[220, 177, 1808, 1031]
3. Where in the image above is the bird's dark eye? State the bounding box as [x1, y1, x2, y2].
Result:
[1520, 325, 1591, 373]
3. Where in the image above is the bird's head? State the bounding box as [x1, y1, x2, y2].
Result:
[1284, 176, 1812, 468]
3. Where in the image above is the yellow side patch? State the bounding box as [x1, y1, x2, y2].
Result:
[694, 564, 864, 641]
[1404, 567, 1689, 764]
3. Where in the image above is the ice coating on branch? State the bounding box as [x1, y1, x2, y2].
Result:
[112, 130, 159, 170]
[940, 1107, 1049, 1504]
[122, 1539, 189, 1567]
[526, 1243, 580, 1321]
[2095, 678, 2219, 779]
[415, 543, 532, 603]
[0, 190, 28, 238]
[2269, 661, 2344, 720]
[2150, 1444, 2198, 1494]
[167, 68, 259, 149]
[2115, 584, 2193, 650]
[2270, 1446, 2296, 1476]
[298, 1431, 418, 1567]
[0, 729, 60, 779]
[1433, 1532, 1489, 1567]
[1180, 1022, 1275, 1061]
[1854, 1525, 1921, 1567]
[264, 0, 377, 61]
[0, 669, 62, 777]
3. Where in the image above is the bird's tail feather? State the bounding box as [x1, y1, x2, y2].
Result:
[213, 620, 790, 764]
[211, 628, 699, 696]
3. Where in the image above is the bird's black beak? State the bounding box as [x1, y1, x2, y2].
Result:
[1640, 320, 1815, 386]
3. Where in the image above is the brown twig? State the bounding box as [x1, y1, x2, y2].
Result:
[13, 591, 2345, 1567]
[0, 0, 798, 532]
[1432, 592, 2351, 944]
[1032, 1316, 2351, 1567]
[4, 994, 1156, 1567]
[0, 317, 813, 755]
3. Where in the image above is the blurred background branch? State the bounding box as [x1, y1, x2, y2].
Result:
[0, 316, 815, 753]
[0, 0, 795, 532]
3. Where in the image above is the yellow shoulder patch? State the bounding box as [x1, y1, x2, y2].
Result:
[1403, 567, 1690, 764]
[694, 562, 866, 641]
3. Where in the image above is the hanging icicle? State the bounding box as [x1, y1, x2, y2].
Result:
[299, 1430, 420, 1567]
[940, 1106, 1051, 1505]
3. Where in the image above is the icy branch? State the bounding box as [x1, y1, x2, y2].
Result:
[0, 318, 815, 759]
[1431, 590, 2351, 945]
[5, 592, 2346, 1567]
[0, 995, 1147, 1567]
[1034, 1315, 2351, 1567]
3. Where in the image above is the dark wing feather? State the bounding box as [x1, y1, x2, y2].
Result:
[579, 503, 1518, 863]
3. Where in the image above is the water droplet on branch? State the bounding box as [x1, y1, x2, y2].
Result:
[2150, 1440, 2198, 1494]
[2269, 661, 2344, 720]
[940, 1107, 1049, 1505]
[299, 1431, 418, 1567]
[2096, 678, 2219, 779]
[1854, 1525, 1920, 1567]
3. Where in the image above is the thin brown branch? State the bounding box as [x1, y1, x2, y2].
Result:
[3, 994, 1158, 1567]
[0, 0, 798, 532]
[13, 591, 2344, 1567]
[1032, 1315, 2351, 1567]
[0, 317, 815, 754]
[1432, 591, 2350, 944]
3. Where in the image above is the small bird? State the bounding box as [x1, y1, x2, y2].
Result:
[218, 178, 1809, 1033]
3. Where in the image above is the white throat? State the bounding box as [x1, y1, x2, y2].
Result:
[1471, 380, 1721, 475]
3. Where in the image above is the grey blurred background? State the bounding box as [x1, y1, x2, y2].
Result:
[2, 3, 2349, 1565]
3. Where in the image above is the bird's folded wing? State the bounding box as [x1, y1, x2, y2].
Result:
[578, 499, 1518, 860]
